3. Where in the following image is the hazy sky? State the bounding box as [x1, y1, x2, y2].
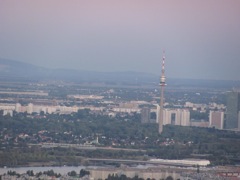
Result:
[0, 0, 240, 80]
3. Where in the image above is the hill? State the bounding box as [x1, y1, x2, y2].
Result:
[0, 58, 157, 84]
[0, 58, 240, 88]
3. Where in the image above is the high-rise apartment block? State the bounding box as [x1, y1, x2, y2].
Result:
[157, 105, 190, 126]
[225, 91, 240, 130]
[141, 107, 150, 123]
[209, 111, 224, 129]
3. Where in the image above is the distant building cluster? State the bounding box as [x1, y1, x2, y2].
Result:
[1, 90, 240, 131]
[185, 102, 225, 112]
[67, 95, 104, 100]
[0, 102, 141, 116]
[89, 166, 184, 180]
[15, 103, 79, 114]
[154, 90, 240, 131]
[185, 90, 240, 131]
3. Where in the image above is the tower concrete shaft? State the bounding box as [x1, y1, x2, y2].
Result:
[159, 51, 166, 134]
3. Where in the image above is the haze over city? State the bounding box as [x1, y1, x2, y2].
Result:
[0, 0, 240, 80]
[2, 1, 240, 179]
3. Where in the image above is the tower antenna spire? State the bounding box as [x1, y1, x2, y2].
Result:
[159, 50, 166, 134]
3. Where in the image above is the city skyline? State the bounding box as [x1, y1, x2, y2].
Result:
[1, 1, 240, 80]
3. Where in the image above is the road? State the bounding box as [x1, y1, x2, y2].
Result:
[30, 143, 146, 152]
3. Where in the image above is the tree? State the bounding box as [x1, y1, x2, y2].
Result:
[26, 170, 34, 176]
[166, 176, 174, 180]
[40, 111, 45, 116]
[80, 169, 90, 177]
[68, 170, 77, 177]
[43, 170, 55, 176]
[36, 172, 42, 177]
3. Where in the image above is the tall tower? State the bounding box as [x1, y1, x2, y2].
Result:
[159, 51, 166, 134]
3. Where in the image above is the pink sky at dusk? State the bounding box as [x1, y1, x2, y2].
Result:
[0, 0, 240, 80]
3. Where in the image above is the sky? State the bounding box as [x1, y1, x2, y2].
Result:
[0, 0, 240, 80]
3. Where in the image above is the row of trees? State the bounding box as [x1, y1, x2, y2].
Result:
[5, 169, 90, 178]
[106, 174, 175, 180]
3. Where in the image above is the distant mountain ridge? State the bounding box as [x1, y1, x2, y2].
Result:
[0, 58, 239, 88]
[0, 58, 157, 83]
[0, 58, 46, 75]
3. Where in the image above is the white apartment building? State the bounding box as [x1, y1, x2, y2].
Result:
[156, 105, 190, 126]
